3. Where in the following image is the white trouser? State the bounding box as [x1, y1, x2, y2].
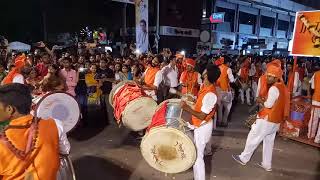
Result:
[193, 120, 213, 180]
[239, 88, 251, 104]
[252, 81, 258, 101]
[308, 100, 320, 143]
[218, 100, 232, 124]
[239, 119, 280, 169]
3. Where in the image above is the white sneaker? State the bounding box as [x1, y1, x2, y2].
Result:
[232, 155, 246, 166]
[257, 163, 272, 172]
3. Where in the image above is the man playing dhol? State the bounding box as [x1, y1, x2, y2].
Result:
[180, 64, 221, 180]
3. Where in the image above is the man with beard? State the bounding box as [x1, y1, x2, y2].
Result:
[180, 58, 202, 97]
[142, 55, 161, 101]
[180, 64, 221, 180]
[232, 62, 289, 172]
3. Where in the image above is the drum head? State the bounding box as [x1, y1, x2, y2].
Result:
[122, 97, 157, 131]
[109, 80, 136, 108]
[141, 127, 196, 173]
[35, 92, 80, 133]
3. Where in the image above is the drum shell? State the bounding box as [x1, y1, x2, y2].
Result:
[57, 155, 76, 180]
[109, 80, 135, 107]
[152, 99, 193, 130]
[111, 81, 158, 131]
[140, 99, 197, 174]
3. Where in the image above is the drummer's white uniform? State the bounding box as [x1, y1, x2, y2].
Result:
[239, 86, 281, 169]
[54, 119, 71, 154]
[189, 92, 217, 180]
[308, 74, 320, 143]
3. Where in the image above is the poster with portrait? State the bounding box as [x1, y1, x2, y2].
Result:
[135, 0, 148, 53]
[291, 10, 320, 57]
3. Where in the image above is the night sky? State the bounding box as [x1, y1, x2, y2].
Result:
[0, 0, 135, 43]
[1, 0, 319, 43]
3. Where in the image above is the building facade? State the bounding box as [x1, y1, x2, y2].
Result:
[200, 0, 316, 55]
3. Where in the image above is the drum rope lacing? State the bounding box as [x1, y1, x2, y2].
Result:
[113, 83, 146, 122]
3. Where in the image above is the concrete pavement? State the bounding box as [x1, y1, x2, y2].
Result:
[68, 104, 320, 180]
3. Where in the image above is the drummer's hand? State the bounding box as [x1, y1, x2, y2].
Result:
[181, 83, 187, 87]
[187, 96, 195, 103]
[256, 97, 264, 104]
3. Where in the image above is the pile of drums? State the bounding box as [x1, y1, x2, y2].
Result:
[109, 81, 197, 173]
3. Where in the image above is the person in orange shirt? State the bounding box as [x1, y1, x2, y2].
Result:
[142, 56, 161, 100]
[180, 64, 221, 180]
[308, 70, 320, 144]
[287, 62, 301, 97]
[1, 54, 27, 85]
[237, 59, 251, 105]
[0, 83, 70, 180]
[233, 63, 289, 172]
[179, 58, 202, 98]
[252, 62, 263, 101]
[175, 53, 185, 77]
[215, 56, 235, 127]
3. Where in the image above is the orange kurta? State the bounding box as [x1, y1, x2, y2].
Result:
[216, 64, 230, 91]
[287, 71, 295, 93]
[192, 84, 216, 127]
[0, 115, 59, 180]
[253, 66, 263, 83]
[144, 67, 159, 86]
[1, 71, 19, 85]
[180, 71, 199, 96]
[240, 67, 249, 83]
[258, 82, 287, 124]
[312, 71, 320, 102]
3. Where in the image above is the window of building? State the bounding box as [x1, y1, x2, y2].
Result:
[215, 7, 235, 32]
[277, 19, 289, 38]
[239, 12, 256, 34]
[260, 16, 274, 36]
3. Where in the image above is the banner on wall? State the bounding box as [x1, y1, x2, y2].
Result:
[135, 0, 149, 53]
[291, 10, 320, 57]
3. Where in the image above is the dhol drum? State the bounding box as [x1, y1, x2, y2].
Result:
[110, 81, 157, 131]
[141, 99, 196, 174]
[32, 92, 80, 133]
[57, 155, 76, 180]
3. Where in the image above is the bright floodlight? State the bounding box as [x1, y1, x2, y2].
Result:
[135, 49, 141, 55]
[180, 50, 186, 56]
